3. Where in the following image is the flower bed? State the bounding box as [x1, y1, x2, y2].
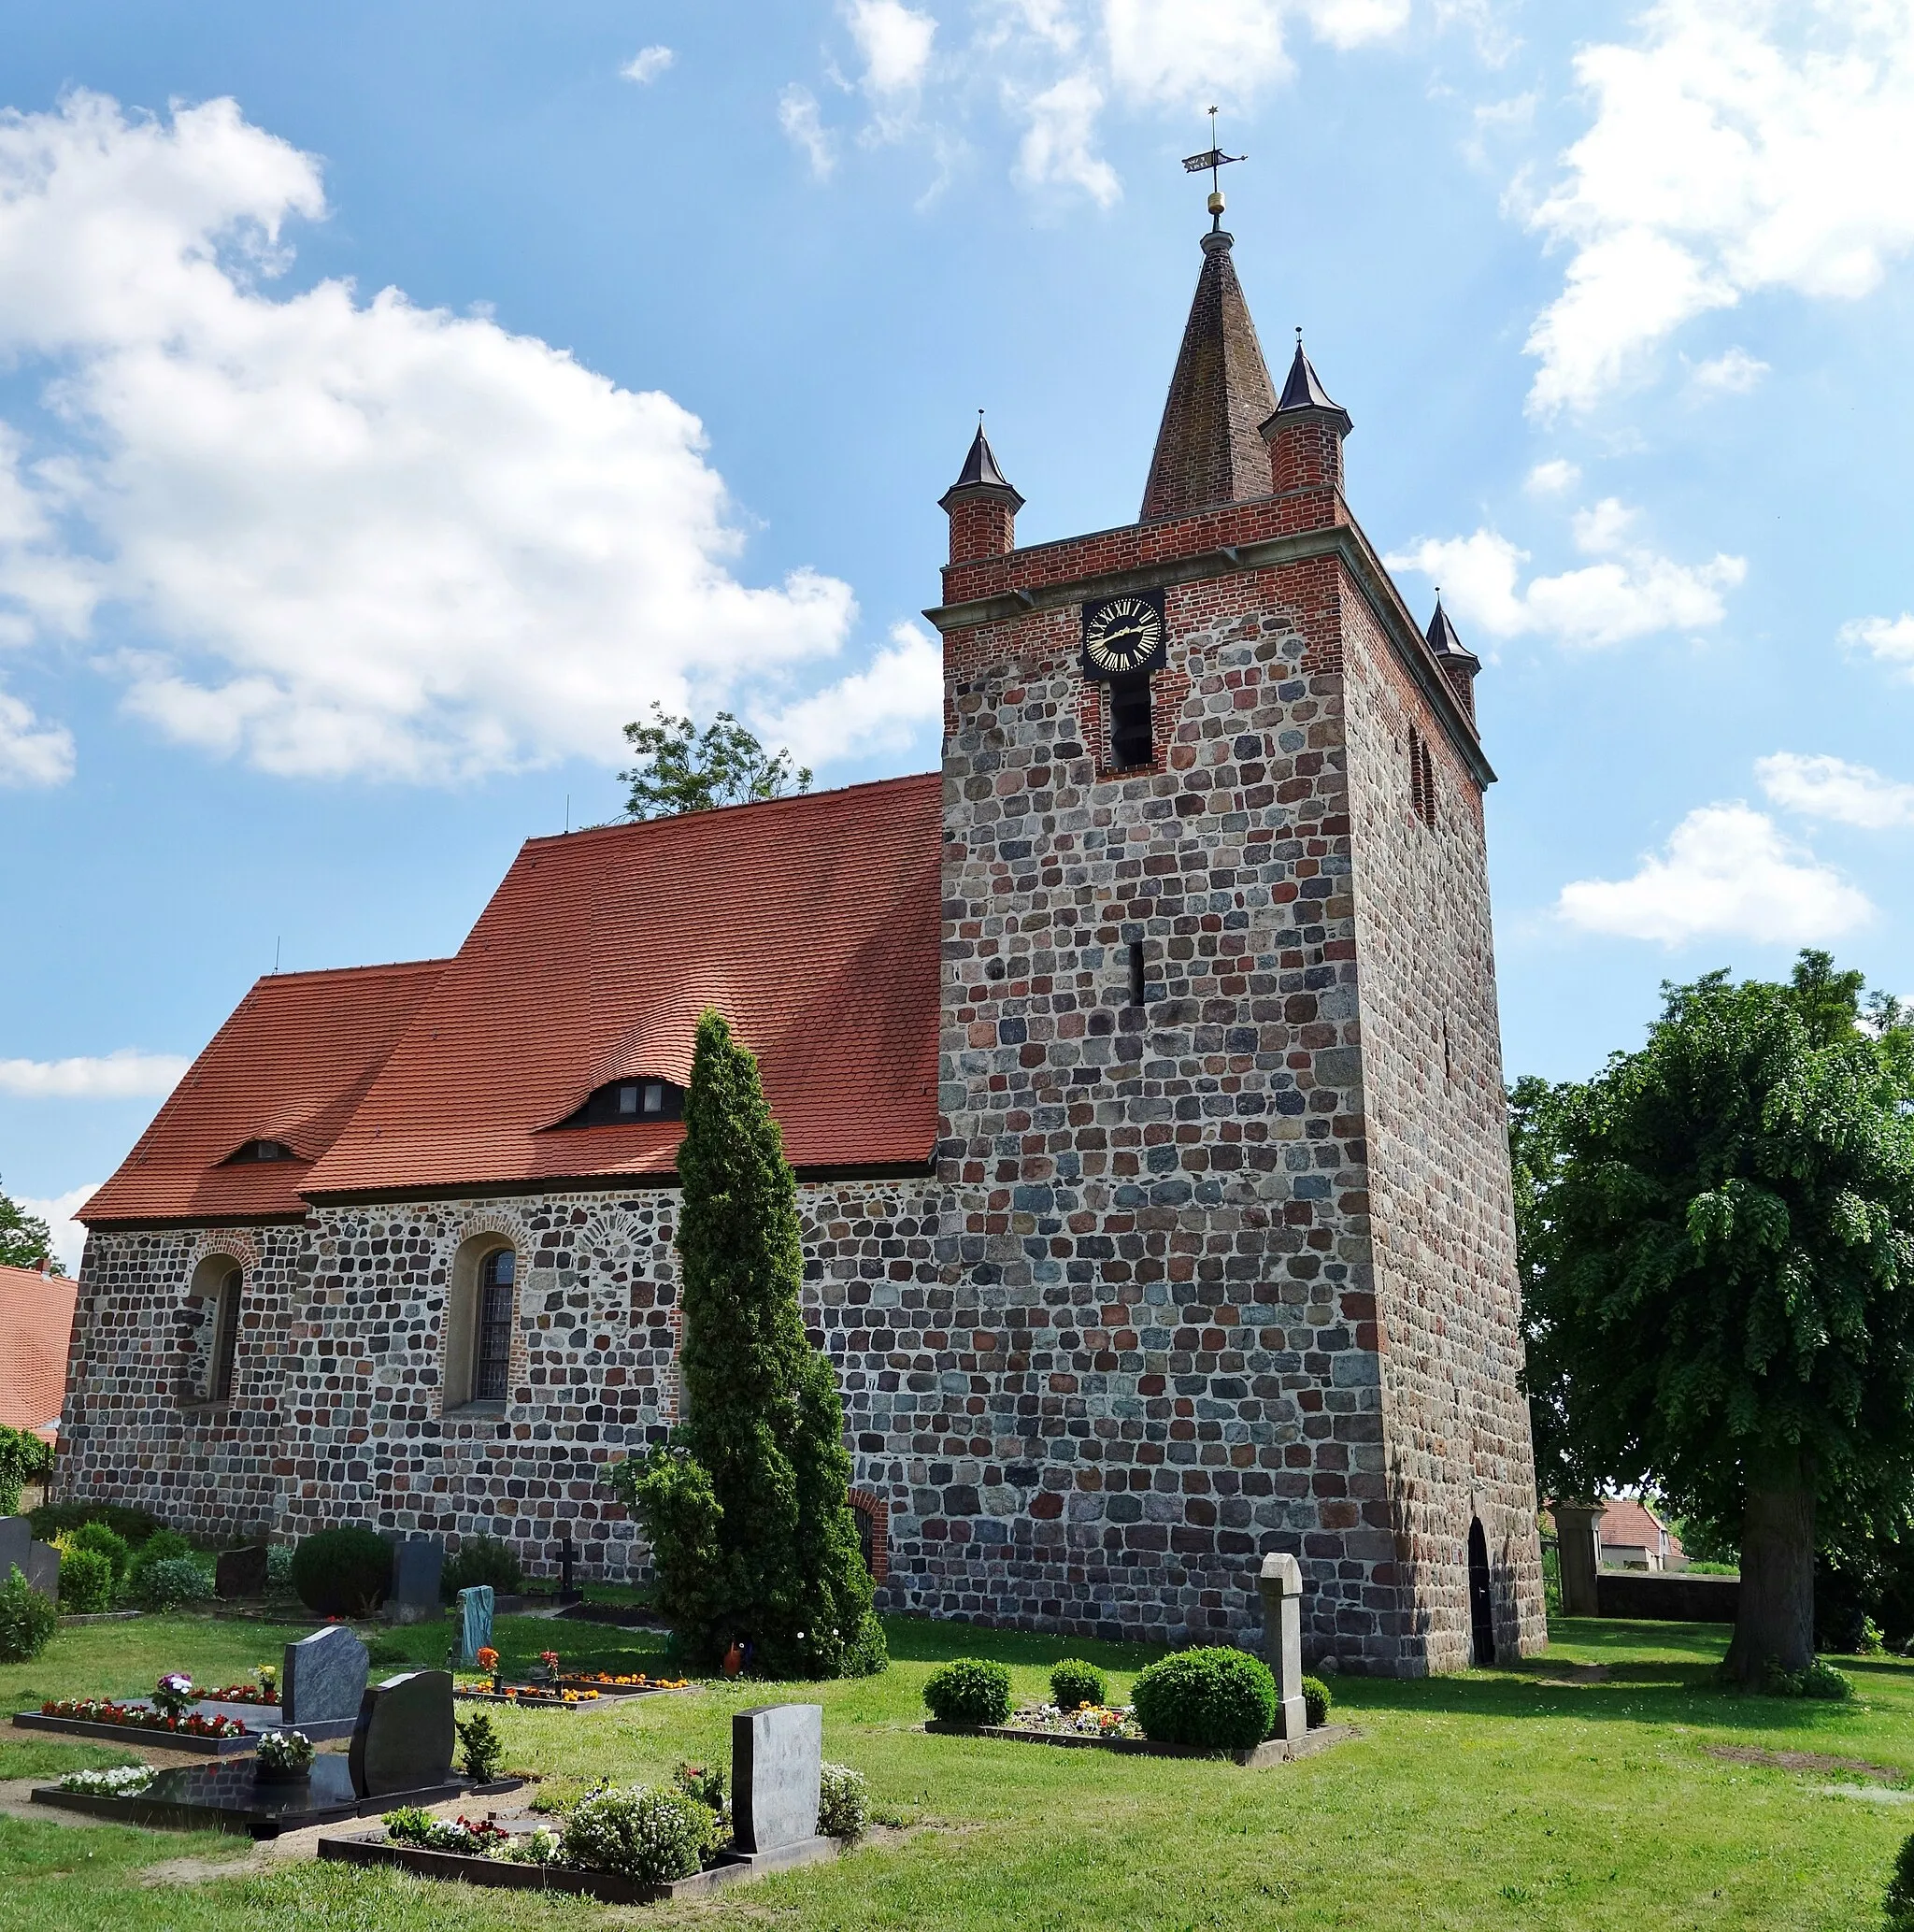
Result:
[552, 1672, 693, 1696]
[36, 1696, 249, 1739]
[455, 1683, 600, 1709]
[1004, 1702, 1144, 1741]
[58, 1766, 156, 1797]
[923, 1709, 1358, 1767]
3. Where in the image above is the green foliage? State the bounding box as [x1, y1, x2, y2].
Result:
[28, 1502, 161, 1547]
[0, 1565, 56, 1661]
[841, 1612, 889, 1678]
[610, 1009, 877, 1679]
[619, 705, 811, 820]
[1859, 1616, 1888, 1656]
[455, 1710, 504, 1782]
[559, 1784, 709, 1881]
[1301, 1674, 1333, 1728]
[56, 1546, 115, 1614]
[0, 1177, 58, 1272]
[66, 1521, 133, 1583]
[123, 1529, 192, 1605]
[1049, 1659, 1107, 1710]
[441, 1535, 523, 1600]
[289, 1525, 391, 1616]
[672, 1758, 726, 1818]
[922, 1658, 1012, 1727]
[818, 1761, 868, 1841]
[1885, 1829, 1914, 1932]
[1515, 952, 1914, 1669]
[1759, 1655, 1853, 1700]
[1131, 1647, 1277, 1752]
[265, 1543, 294, 1591]
[133, 1556, 212, 1610]
[0, 1425, 54, 1519]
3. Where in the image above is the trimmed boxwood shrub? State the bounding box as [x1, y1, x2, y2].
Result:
[66, 1521, 133, 1585]
[57, 1546, 116, 1614]
[0, 1564, 57, 1660]
[1301, 1674, 1333, 1728]
[1049, 1660, 1107, 1710]
[1132, 1647, 1277, 1752]
[440, 1534, 523, 1601]
[290, 1526, 392, 1617]
[922, 1657, 1012, 1727]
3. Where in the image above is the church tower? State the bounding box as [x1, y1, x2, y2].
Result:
[918, 216, 1545, 1673]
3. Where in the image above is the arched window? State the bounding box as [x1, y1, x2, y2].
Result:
[185, 1254, 244, 1403]
[444, 1237, 520, 1411]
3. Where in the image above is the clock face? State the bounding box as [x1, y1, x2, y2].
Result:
[1081, 591, 1168, 678]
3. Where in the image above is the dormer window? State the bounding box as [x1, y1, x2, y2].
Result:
[556, 1079, 685, 1128]
[226, 1139, 295, 1164]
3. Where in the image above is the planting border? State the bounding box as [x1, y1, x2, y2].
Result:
[12, 1713, 256, 1756]
[317, 1829, 838, 1901]
[32, 1776, 525, 1841]
[550, 1679, 695, 1698]
[921, 1720, 1357, 1767]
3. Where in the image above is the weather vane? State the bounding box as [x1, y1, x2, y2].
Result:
[1181, 107, 1245, 232]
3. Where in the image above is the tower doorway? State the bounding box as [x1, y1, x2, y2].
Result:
[1467, 1518, 1495, 1666]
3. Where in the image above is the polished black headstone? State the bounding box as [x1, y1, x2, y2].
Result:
[283, 1624, 369, 1727]
[349, 1669, 455, 1798]
[387, 1538, 442, 1621]
[215, 1546, 269, 1598]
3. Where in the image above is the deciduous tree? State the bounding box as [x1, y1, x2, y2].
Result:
[619, 707, 810, 820]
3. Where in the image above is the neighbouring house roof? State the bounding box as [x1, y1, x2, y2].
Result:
[1598, 1496, 1682, 1557]
[305, 773, 941, 1198]
[81, 959, 450, 1224]
[0, 1264, 79, 1439]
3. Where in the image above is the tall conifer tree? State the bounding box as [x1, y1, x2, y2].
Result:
[613, 1009, 884, 1678]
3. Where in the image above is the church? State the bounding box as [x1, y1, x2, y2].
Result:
[61, 210, 1546, 1675]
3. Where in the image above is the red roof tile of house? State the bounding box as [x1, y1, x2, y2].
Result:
[81, 959, 449, 1225]
[1598, 1496, 1682, 1557]
[303, 773, 942, 1198]
[0, 1264, 79, 1438]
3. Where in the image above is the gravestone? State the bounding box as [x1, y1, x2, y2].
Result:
[282, 1624, 369, 1727]
[24, 1539, 59, 1603]
[0, 1517, 30, 1587]
[731, 1703, 823, 1855]
[215, 1545, 269, 1599]
[1553, 1503, 1602, 1618]
[456, 1584, 493, 1663]
[348, 1670, 456, 1799]
[1254, 1551, 1308, 1741]
[386, 1538, 442, 1624]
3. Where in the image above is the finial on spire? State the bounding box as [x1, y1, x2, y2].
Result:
[1181, 107, 1245, 235]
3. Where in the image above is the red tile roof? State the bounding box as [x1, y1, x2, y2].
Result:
[0, 1265, 79, 1438]
[1598, 1496, 1682, 1557]
[81, 959, 449, 1224]
[305, 773, 941, 1198]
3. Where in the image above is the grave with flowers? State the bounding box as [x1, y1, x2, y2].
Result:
[452, 1644, 694, 1709]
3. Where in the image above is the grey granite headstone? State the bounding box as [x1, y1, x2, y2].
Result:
[25, 1540, 59, 1602]
[214, 1545, 269, 1599]
[457, 1584, 494, 1663]
[349, 1669, 456, 1798]
[386, 1538, 442, 1624]
[282, 1624, 369, 1727]
[1255, 1550, 1308, 1741]
[731, 1703, 822, 1854]
[0, 1517, 29, 1588]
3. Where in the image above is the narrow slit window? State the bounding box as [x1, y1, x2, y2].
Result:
[1108, 673, 1154, 769]
[474, 1249, 516, 1403]
[1128, 939, 1146, 1008]
[1407, 727, 1436, 828]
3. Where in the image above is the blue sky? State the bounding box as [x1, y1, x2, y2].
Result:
[6, 1, 1914, 1267]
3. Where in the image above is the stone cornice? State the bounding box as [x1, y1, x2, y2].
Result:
[925, 520, 1494, 791]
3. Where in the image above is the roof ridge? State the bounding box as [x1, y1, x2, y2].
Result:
[525, 767, 940, 847]
[250, 957, 451, 984]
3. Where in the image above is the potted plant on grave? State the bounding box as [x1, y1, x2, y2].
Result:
[151, 1673, 196, 1723]
[476, 1646, 501, 1694]
[538, 1649, 561, 1687]
[253, 1728, 314, 1784]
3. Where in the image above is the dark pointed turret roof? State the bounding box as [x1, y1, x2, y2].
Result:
[1269, 336, 1353, 436]
[1425, 595, 1477, 665]
[939, 422, 1023, 511]
[1139, 231, 1280, 522]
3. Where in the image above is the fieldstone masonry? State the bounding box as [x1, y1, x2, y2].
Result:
[57, 226, 1545, 1674]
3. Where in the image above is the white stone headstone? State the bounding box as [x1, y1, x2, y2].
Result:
[1256, 1549, 1308, 1740]
[731, 1703, 823, 1854]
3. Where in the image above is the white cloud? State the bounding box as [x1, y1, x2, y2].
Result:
[1556, 802, 1874, 946]
[15, 1182, 97, 1277]
[1015, 72, 1121, 206]
[0, 1050, 190, 1099]
[846, 1, 937, 94]
[1524, 458, 1580, 495]
[758, 622, 942, 766]
[621, 46, 675, 85]
[1104, 0, 1294, 107]
[1385, 497, 1745, 649]
[1524, 1, 1914, 415]
[1757, 751, 1914, 829]
[1687, 345, 1769, 396]
[0, 684, 74, 785]
[0, 92, 869, 780]
[779, 84, 839, 179]
[1841, 612, 1914, 679]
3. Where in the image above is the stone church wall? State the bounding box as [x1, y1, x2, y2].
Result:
[1338, 589, 1546, 1668]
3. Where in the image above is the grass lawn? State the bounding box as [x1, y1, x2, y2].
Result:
[3, 1609, 1910, 1928]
